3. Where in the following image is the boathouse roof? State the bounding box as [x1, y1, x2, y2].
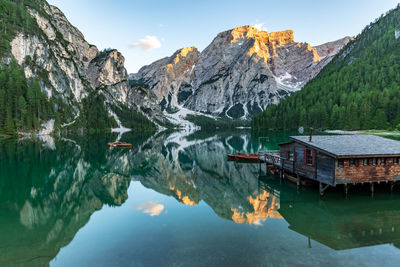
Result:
[287, 135, 400, 158]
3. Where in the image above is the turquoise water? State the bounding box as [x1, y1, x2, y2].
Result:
[1, 131, 400, 266]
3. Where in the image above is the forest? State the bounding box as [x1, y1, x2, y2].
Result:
[252, 5, 400, 131]
[0, 0, 155, 135]
[0, 61, 53, 135]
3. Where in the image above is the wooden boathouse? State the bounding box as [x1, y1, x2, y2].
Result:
[259, 135, 400, 196]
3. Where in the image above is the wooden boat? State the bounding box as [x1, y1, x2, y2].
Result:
[108, 142, 132, 148]
[227, 154, 237, 160]
[227, 153, 259, 163]
[238, 152, 258, 157]
[234, 154, 259, 162]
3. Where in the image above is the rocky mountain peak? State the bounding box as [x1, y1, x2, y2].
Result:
[225, 26, 295, 61]
[171, 46, 198, 64]
[269, 30, 295, 46]
[5, 0, 147, 133]
[168, 46, 199, 76]
[87, 49, 129, 103]
[130, 46, 199, 110]
[128, 24, 352, 122]
[314, 36, 354, 59]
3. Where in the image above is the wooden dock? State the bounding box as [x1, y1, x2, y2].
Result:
[257, 135, 400, 197]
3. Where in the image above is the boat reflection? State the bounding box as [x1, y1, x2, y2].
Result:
[134, 131, 400, 251]
[2, 130, 400, 266]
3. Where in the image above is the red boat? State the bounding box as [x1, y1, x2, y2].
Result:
[108, 142, 132, 148]
[234, 154, 259, 162]
[227, 152, 259, 162]
[227, 154, 237, 160]
[238, 152, 258, 157]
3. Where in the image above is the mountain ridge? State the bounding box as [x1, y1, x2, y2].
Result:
[131, 25, 351, 120]
[252, 4, 400, 131]
[0, 0, 156, 135]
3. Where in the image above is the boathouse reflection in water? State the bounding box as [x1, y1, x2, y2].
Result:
[1, 131, 400, 266]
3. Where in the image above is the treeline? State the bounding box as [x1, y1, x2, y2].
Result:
[186, 114, 250, 130]
[110, 104, 156, 131]
[0, 0, 46, 58]
[252, 4, 400, 131]
[80, 91, 116, 134]
[0, 61, 53, 135]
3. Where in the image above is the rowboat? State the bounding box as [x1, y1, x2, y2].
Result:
[227, 152, 259, 162]
[227, 154, 237, 160]
[108, 142, 132, 148]
[234, 154, 259, 162]
[238, 152, 258, 157]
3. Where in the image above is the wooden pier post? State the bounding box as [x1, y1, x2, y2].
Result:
[390, 182, 395, 193]
[319, 182, 329, 199]
[344, 184, 348, 197]
[371, 183, 375, 198]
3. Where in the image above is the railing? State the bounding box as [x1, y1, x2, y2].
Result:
[258, 150, 284, 168]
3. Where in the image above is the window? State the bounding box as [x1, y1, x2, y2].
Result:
[338, 159, 344, 167]
[363, 159, 369, 166]
[381, 158, 386, 165]
[395, 158, 399, 165]
[289, 151, 294, 161]
[350, 159, 355, 166]
[306, 149, 313, 165]
[372, 158, 377, 166]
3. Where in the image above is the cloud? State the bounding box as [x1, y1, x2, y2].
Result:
[253, 23, 267, 31]
[135, 201, 164, 216]
[252, 219, 264, 226]
[130, 35, 161, 51]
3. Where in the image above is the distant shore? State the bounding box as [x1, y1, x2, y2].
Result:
[325, 129, 400, 137]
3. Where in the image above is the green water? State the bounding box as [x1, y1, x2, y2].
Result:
[1, 131, 400, 267]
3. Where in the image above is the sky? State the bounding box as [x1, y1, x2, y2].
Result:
[47, 0, 400, 73]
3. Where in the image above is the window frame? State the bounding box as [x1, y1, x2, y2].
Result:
[338, 159, 344, 168]
[306, 149, 313, 165]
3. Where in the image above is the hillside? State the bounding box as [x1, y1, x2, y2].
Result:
[0, 0, 155, 135]
[252, 4, 400, 131]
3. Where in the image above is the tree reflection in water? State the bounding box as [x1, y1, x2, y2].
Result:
[1, 130, 400, 266]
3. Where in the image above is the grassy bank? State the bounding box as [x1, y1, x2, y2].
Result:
[325, 129, 400, 140]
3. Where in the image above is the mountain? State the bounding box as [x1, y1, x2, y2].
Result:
[0, 0, 155, 135]
[252, 5, 400, 131]
[131, 26, 351, 119]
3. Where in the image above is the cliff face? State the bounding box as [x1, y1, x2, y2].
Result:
[130, 47, 199, 110]
[131, 26, 351, 119]
[7, 1, 139, 130]
[87, 49, 130, 104]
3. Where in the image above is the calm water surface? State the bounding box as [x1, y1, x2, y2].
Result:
[1, 131, 400, 267]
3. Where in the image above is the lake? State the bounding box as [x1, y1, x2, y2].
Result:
[1, 131, 400, 267]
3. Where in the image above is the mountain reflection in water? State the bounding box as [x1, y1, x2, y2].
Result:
[1, 131, 400, 266]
